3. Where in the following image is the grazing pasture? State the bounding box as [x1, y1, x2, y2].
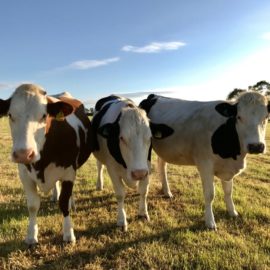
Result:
[0, 117, 269, 270]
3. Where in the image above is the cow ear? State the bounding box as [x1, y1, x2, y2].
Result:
[150, 123, 174, 139]
[215, 103, 237, 117]
[47, 101, 73, 118]
[97, 123, 114, 138]
[0, 98, 11, 116]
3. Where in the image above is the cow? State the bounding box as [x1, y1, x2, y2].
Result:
[0, 84, 94, 244]
[139, 92, 270, 229]
[92, 95, 152, 231]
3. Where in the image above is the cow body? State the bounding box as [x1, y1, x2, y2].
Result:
[93, 95, 152, 231]
[0, 84, 94, 244]
[140, 92, 269, 229]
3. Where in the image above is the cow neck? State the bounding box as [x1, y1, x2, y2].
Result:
[211, 116, 241, 160]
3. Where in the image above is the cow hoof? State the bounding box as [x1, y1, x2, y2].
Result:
[229, 210, 239, 217]
[63, 230, 76, 243]
[63, 235, 76, 243]
[205, 221, 217, 230]
[162, 189, 173, 198]
[117, 222, 128, 232]
[25, 238, 38, 246]
[96, 185, 103, 191]
[117, 225, 128, 232]
[138, 214, 150, 221]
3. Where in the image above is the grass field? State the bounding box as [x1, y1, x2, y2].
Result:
[0, 117, 269, 270]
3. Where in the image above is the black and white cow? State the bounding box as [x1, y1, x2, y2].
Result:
[140, 92, 270, 229]
[92, 95, 152, 231]
[0, 84, 94, 244]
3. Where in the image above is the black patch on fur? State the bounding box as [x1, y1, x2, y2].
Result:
[0, 98, 11, 116]
[139, 94, 158, 114]
[25, 164, 32, 172]
[59, 181, 73, 217]
[91, 102, 112, 151]
[148, 143, 152, 161]
[215, 103, 237, 118]
[268, 102, 270, 113]
[95, 95, 121, 111]
[211, 117, 240, 160]
[150, 123, 174, 139]
[98, 114, 127, 168]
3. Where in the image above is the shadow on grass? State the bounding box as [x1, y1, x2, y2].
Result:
[33, 227, 183, 270]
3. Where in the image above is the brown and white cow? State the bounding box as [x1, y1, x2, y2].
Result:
[0, 84, 94, 244]
[92, 95, 152, 231]
[140, 92, 270, 229]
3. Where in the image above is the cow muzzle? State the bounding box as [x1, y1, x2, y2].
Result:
[12, 148, 36, 164]
[247, 143, 265, 154]
[131, 169, 148, 181]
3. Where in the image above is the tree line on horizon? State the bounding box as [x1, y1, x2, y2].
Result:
[227, 80, 270, 100]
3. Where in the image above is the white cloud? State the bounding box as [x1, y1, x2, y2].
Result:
[122, 41, 186, 53]
[262, 32, 270, 40]
[46, 57, 120, 74]
[67, 57, 120, 70]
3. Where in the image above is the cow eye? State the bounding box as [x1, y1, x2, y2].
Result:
[120, 136, 127, 145]
[237, 116, 241, 121]
[39, 114, 47, 122]
[8, 113, 14, 122]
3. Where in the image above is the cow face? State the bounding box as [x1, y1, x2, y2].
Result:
[236, 92, 269, 154]
[1, 84, 73, 164]
[216, 92, 269, 155]
[119, 107, 151, 181]
[99, 107, 151, 181]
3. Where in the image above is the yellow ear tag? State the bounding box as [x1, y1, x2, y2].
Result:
[55, 111, 65, 121]
[154, 131, 162, 139]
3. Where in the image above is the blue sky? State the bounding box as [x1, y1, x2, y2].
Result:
[1, 0, 270, 106]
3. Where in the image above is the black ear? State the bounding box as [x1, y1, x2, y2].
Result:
[0, 98, 11, 117]
[97, 123, 114, 138]
[47, 101, 73, 118]
[150, 123, 174, 139]
[268, 102, 270, 113]
[215, 103, 237, 117]
[139, 94, 157, 114]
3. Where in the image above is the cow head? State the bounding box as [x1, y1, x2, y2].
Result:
[215, 92, 269, 155]
[98, 106, 152, 181]
[0, 84, 73, 164]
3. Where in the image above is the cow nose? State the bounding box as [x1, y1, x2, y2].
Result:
[131, 170, 148, 180]
[12, 149, 35, 164]
[247, 143, 265, 154]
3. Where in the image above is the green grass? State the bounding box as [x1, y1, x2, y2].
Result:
[0, 118, 269, 270]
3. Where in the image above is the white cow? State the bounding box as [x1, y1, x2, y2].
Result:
[92, 95, 152, 231]
[0, 84, 94, 244]
[140, 92, 269, 229]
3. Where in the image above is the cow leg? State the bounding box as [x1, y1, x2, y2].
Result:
[221, 180, 238, 217]
[96, 160, 104, 191]
[19, 171, 40, 245]
[51, 180, 61, 202]
[198, 165, 216, 230]
[137, 176, 150, 221]
[157, 157, 173, 198]
[108, 169, 127, 231]
[59, 181, 76, 242]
